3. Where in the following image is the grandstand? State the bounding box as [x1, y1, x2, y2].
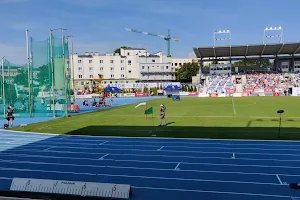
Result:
[193, 42, 300, 95]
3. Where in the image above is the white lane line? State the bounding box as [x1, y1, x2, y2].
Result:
[5, 128, 300, 143]
[0, 155, 299, 177]
[43, 147, 52, 151]
[3, 138, 300, 150]
[276, 174, 283, 185]
[100, 141, 108, 145]
[4, 150, 300, 168]
[157, 146, 164, 151]
[99, 154, 109, 160]
[3, 142, 300, 154]
[0, 168, 283, 187]
[5, 145, 300, 159]
[231, 98, 236, 115]
[113, 159, 300, 169]
[131, 186, 289, 199]
[174, 163, 180, 170]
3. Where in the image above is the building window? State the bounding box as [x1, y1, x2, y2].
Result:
[90, 75, 93, 78]
[127, 52, 130, 56]
[121, 67, 124, 70]
[110, 60, 113, 64]
[100, 67, 103, 71]
[78, 75, 83, 78]
[78, 67, 82, 71]
[128, 60, 131, 65]
[172, 63, 173, 66]
[175, 63, 178, 66]
[121, 60, 124, 63]
[111, 74, 114, 78]
[128, 70, 131, 73]
[166, 66, 169, 69]
[121, 74, 125, 78]
[81, 81, 84, 85]
[152, 59, 155, 62]
[142, 66, 145, 69]
[100, 60, 103, 63]
[89, 60, 92, 63]
[89, 67, 93, 71]
[111, 67, 114, 71]
[78, 60, 82, 63]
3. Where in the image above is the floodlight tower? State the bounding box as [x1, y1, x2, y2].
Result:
[263, 26, 283, 44]
[213, 30, 232, 47]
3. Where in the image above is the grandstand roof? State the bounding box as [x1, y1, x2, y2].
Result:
[193, 42, 300, 59]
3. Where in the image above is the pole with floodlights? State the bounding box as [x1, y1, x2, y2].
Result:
[263, 26, 283, 44]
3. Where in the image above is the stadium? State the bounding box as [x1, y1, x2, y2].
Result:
[1, 26, 300, 200]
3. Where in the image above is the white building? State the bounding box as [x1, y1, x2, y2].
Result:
[70, 47, 175, 90]
[171, 58, 198, 68]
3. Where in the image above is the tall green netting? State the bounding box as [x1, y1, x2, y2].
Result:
[0, 60, 28, 118]
[1, 34, 70, 119]
[29, 34, 71, 118]
[30, 37, 53, 117]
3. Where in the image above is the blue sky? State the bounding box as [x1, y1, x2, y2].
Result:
[0, 0, 300, 63]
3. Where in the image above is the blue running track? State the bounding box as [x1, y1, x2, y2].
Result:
[0, 130, 300, 199]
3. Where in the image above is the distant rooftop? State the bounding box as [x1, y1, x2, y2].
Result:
[121, 47, 146, 50]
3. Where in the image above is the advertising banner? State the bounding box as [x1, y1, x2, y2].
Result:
[104, 82, 181, 89]
[226, 89, 236, 93]
[188, 92, 198, 96]
[135, 92, 146, 97]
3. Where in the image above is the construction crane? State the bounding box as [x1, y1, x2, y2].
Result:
[124, 28, 179, 57]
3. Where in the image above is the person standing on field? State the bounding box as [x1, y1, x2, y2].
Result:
[159, 104, 166, 126]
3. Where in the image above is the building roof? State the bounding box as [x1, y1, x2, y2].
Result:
[193, 42, 300, 59]
[122, 47, 145, 50]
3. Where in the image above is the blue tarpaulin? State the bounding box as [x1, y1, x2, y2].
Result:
[164, 85, 181, 91]
[103, 86, 122, 93]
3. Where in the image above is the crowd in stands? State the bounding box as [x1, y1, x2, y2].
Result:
[206, 72, 298, 93]
[207, 74, 234, 93]
[244, 73, 297, 92]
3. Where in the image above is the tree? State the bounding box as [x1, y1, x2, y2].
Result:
[114, 46, 130, 54]
[232, 59, 270, 67]
[175, 62, 200, 83]
[14, 68, 28, 86]
[36, 64, 52, 87]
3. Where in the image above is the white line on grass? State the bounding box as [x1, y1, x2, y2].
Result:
[157, 146, 164, 151]
[99, 154, 109, 160]
[231, 98, 236, 115]
[174, 163, 180, 170]
[276, 174, 283, 185]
